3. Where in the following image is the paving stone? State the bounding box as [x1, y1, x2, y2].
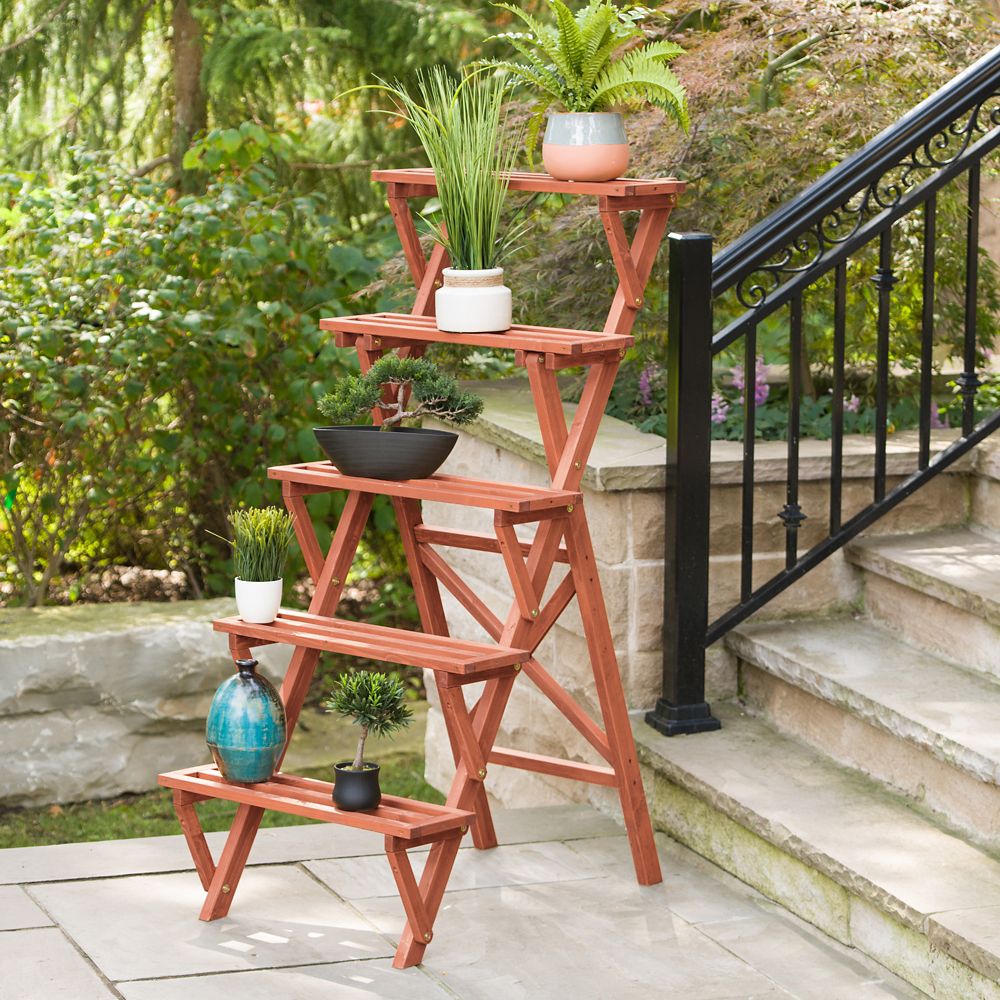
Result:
[117, 960, 452, 1000]
[698, 912, 920, 999]
[0, 884, 53, 930]
[0, 806, 620, 886]
[0, 926, 115, 999]
[354, 876, 781, 1000]
[305, 840, 598, 900]
[29, 866, 391, 980]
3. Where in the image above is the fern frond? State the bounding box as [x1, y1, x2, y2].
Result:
[525, 99, 553, 168]
[590, 57, 689, 129]
[492, 2, 574, 83]
[480, 57, 566, 105]
[548, 0, 584, 85]
[485, 36, 564, 97]
[636, 39, 686, 64]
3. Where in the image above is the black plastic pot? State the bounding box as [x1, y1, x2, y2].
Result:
[332, 761, 381, 811]
[313, 425, 457, 481]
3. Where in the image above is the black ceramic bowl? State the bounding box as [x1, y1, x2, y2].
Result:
[313, 425, 458, 480]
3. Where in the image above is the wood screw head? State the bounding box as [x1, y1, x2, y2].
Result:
[618, 348, 626, 358]
[221, 884, 231, 894]
[434, 279, 442, 288]
[573, 460, 581, 469]
[460, 825, 468, 834]
[373, 337, 382, 347]
[477, 767, 487, 779]
[536, 354, 544, 364]
[423, 932, 432, 942]
[634, 297, 642, 307]
[514, 664, 521, 672]
[531, 608, 539, 618]
[566, 504, 575, 513]
[332, 577, 341, 586]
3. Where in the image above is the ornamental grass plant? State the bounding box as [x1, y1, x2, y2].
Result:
[226, 506, 295, 583]
[360, 67, 525, 271]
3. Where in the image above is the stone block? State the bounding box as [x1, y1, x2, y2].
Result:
[629, 489, 665, 560]
[0, 599, 290, 806]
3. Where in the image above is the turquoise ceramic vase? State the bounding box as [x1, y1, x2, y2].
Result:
[206, 659, 286, 783]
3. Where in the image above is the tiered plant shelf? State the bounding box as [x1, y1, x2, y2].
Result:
[160, 168, 684, 969]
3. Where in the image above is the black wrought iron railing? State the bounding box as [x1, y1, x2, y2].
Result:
[647, 44, 1000, 737]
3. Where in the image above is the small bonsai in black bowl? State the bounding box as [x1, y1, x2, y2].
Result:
[323, 670, 413, 812]
[315, 355, 483, 480]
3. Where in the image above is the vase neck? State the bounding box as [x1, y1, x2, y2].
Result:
[235, 658, 258, 679]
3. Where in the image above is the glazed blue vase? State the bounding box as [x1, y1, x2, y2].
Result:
[206, 659, 287, 783]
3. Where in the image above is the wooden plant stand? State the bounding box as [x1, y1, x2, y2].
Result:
[160, 170, 683, 969]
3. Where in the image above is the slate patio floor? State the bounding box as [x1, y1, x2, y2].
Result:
[0, 805, 924, 999]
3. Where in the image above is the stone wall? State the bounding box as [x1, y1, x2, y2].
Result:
[0, 599, 289, 807]
[421, 382, 978, 811]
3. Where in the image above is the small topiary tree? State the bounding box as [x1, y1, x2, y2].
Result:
[323, 671, 413, 770]
[318, 355, 484, 431]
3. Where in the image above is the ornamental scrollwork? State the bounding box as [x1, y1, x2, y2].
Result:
[733, 91, 1000, 311]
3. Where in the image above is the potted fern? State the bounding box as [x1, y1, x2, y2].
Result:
[223, 507, 295, 625]
[488, 0, 688, 182]
[323, 671, 413, 812]
[366, 68, 525, 333]
[315, 355, 484, 480]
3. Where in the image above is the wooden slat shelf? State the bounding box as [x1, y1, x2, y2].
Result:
[159, 766, 474, 840]
[213, 609, 530, 675]
[373, 166, 686, 200]
[269, 461, 582, 513]
[320, 313, 633, 357]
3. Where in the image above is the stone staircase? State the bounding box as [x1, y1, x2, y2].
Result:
[635, 448, 1000, 999]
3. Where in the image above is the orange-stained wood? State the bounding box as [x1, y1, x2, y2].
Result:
[488, 747, 617, 786]
[172, 790, 215, 891]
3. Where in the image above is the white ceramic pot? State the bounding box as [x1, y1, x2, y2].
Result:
[542, 112, 630, 183]
[435, 267, 512, 334]
[235, 578, 283, 624]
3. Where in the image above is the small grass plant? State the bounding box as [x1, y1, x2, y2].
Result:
[222, 506, 295, 582]
[318, 355, 484, 431]
[323, 671, 413, 771]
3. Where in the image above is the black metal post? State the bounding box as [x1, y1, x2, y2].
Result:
[646, 232, 721, 737]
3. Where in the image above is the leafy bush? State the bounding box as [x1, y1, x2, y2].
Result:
[323, 671, 413, 770]
[0, 135, 387, 604]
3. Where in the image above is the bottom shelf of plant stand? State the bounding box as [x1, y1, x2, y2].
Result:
[159, 765, 475, 840]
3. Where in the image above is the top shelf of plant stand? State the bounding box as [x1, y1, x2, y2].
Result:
[372, 167, 686, 201]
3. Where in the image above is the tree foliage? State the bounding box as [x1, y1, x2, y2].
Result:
[323, 670, 413, 770]
[319, 356, 484, 429]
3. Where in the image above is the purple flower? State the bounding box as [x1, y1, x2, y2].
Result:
[711, 392, 730, 424]
[638, 364, 657, 407]
[732, 357, 769, 406]
[844, 394, 861, 413]
[929, 401, 949, 429]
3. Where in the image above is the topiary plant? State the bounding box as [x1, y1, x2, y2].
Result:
[323, 671, 413, 770]
[486, 0, 688, 163]
[317, 355, 484, 430]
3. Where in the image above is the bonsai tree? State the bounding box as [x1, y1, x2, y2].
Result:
[223, 506, 295, 583]
[323, 671, 413, 771]
[318, 355, 484, 431]
[487, 0, 689, 161]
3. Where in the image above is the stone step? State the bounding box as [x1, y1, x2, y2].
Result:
[847, 528, 1000, 680]
[634, 705, 1000, 1000]
[726, 617, 1000, 849]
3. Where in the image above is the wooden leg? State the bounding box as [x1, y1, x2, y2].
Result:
[200, 493, 372, 919]
[392, 831, 463, 968]
[395, 496, 498, 850]
[564, 507, 662, 886]
[200, 804, 265, 919]
[173, 790, 215, 891]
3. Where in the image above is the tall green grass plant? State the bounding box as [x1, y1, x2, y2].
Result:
[226, 507, 295, 583]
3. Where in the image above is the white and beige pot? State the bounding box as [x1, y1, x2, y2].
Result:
[235, 578, 283, 624]
[542, 112, 630, 183]
[435, 267, 512, 334]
